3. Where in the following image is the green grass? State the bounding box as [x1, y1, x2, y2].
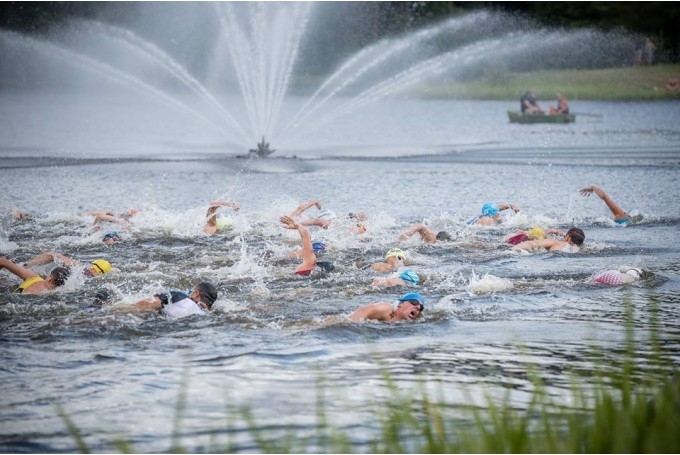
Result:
[415, 64, 680, 100]
[59, 295, 680, 453]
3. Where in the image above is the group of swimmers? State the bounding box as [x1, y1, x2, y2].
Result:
[1, 184, 645, 322]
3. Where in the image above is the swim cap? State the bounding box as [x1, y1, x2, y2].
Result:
[312, 241, 327, 252]
[91, 259, 112, 275]
[398, 292, 424, 306]
[481, 202, 499, 217]
[528, 227, 546, 240]
[194, 282, 218, 308]
[399, 269, 420, 285]
[102, 231, 121, 242]
[316, 261, 335, 272]
[318, 209, 336, 220]
[625, 268, 642, 280]
[216, 216, 232, 231]
[385, 248, 405, 260]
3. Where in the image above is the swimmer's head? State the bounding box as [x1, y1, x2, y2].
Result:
[312, 241, 327, 253]
[385, 248, 405, 261]
[102, 231, 121, 245]
[481, 202, 500, 217]
[565, 227, 585, 245]
[624, 268, 643, 280]
[436, 231, 452, 241]
[528, 227, 546, 240]
[48, 266, 71, 286]
[318, 209, 336, 220]
[193, 282, 218, 309]
[216, 216, 233, 231]
[88, 259, 112, 277]
[399, 269, 420, 285]
[354, 223, 367, 235]
[316, 261, 335, 272]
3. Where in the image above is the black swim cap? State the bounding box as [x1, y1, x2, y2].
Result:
[195, 282, 218, 308]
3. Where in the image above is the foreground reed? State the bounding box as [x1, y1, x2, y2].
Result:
[61, 297, 679, 453]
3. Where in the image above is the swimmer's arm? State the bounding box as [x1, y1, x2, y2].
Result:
[512, 239, 552, 252]
[545, 228, 564, 237]
[371, 277, 405, 288]
[300, 218, 331, 229]
[93, 213, 131, 226]
[130, 296, 162, 312]
[24, 252, 78, 267]
[0, 257, 40, 280]
[498, 203, 520, 213]
[290, 200, 321, 217]
[349, 303, 393, 322]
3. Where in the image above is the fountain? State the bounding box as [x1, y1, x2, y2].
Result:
[0, 3, 636, 157]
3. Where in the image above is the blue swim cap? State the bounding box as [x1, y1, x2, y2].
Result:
[399, 269, 420, 285]
[398, 292, 424, 305]
[312, 241, 327, 252]
[481, 202, 499, 217]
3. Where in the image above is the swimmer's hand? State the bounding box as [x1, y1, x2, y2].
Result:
[579, 186, 594, 197]
[280, 215, 299, 229]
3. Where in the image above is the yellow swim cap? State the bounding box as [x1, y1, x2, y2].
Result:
[385, 248, 405, 260]
[216, 216, 233, 231]
[528, 227, 546, 240]
[91, 259, 112, 275]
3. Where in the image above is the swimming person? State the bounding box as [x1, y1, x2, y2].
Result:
[372, 269, 422, 288]
[349, 292, 425, 323]
[87, 208, 138, 231]
[23, 252, 112, 278]
[579, 184, 640, 225]
[204, 200, 240, 235]
[0, 256, 71, 294]
[468, 202, 521, 226]
[371, 248, 406, 273]
[398, 223, 453, 244]
[279, 215, 334, 276]
[590, 267, 645, 286]
[129, 282, 218, 318]
[512, 227, 585, 253]
[102, 231, 122, 245]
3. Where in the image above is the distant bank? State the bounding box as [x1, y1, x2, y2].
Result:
[417, 63, 680, 101]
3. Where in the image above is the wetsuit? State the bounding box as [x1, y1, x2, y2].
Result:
[155, 291, 205, 318]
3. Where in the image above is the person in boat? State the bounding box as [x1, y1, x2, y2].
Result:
[128, 282, 218, 318]
[204, 200, 240, 235]
[468, 202, 521, 226]
[349, 292, 424, 323]
[512, 227, 585, 254]
[371, 248, 407, 273]
[372, 269, 423, 289]
[279, 215, 334, 276]
[520, 89, 544, 114]
[549, 92, 570, 115]
[22, 252, 113, 278]
[0, 256, 71, 294]
[398, 223, 453, 244]
[589, 267, 646, 286]
[579, 184, 640, 225]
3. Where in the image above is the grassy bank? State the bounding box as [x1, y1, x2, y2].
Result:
[417, 64, 680, 100]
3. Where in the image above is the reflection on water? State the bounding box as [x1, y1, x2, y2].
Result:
[1, 98, 680, 452]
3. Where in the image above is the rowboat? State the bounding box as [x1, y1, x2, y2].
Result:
[507, 110, 576, 124]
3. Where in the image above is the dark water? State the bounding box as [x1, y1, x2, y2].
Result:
[1, 97, 680, 452]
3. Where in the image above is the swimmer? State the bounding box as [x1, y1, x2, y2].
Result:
[130, 282, 218, 318]
[468, 202, 520, 226]
[279, 215, 334, 276]
[204, 200, 240, 235]
[349, 292, 424, 323]
[10, 209, 33, 221]
[589, 267, 646, 286]
[23, 252, 113, 278]
[0, 256, 71, 294]
[371, 248, 406, 273]
[512, 227, 585, 253]
[398, 223, 453, 244]
[579, 185, 640, 225]
[372, 269, 422, 288]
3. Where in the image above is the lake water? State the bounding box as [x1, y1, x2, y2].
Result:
[1, 93, 680, 452]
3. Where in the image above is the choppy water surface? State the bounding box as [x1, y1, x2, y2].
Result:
[1, 95, 680, 452]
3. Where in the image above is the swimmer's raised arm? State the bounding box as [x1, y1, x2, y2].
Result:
[24, 252, 79, 268]
[289, 200, 321, 218]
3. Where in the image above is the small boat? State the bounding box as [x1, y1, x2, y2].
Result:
[507, 110, 575, 124]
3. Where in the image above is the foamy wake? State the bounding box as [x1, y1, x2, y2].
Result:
[466, 271, 513, 294]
